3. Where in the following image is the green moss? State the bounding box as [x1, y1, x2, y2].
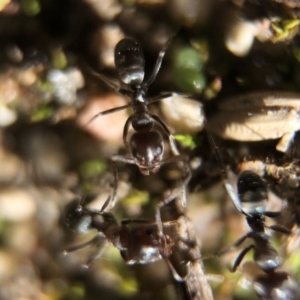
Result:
[174, 134, 197, 149]
[175, 68, 206, 94]
[174, 46, 204, 71]
[20, 0, 40, 16]
[31, 105, 54, 122]
[122, 189, 150, 206]
[79, 159, 107, 179]
[271, 19, 300, 42]
[52, 49, 68, 70]
[65, 282, 85, 300]
[173, 44, 207, 94]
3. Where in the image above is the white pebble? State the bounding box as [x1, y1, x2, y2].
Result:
[0, 104, 17, 127]
[160, 93, 205, 134]
[0, 189, 36, 222]
[225, 18, 256, 57]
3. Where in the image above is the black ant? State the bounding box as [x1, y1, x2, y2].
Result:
[231, 170, 300, 298]
[63, 194, 186, 282]
[222, 170, 290, 273]
[87, 37, 189, 177]
[253, 270, 300, 300]
[208, 134, 298, 298]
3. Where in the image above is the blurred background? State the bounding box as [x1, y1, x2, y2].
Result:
[0, 0, 300, 299]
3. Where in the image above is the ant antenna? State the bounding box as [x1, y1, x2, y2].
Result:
[143, 35, 174, 88]
[207, 132, 250, 216]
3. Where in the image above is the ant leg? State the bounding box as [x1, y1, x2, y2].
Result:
[148, 92, 189, 104]
[264, 211, 281, 218]
[75, 167, 118, 213]
[123, 116, 133, 151]
[143, 36, 174, 88]
[217, 233, 250, 257]
[63, 235, 101, 255]
[165, 257, 189, 282]
[100, 196, 112, 212]
[147, 92, 174, 104]
[233, 233, 251, 247]
[155, 205, 165, 236]
[268, 224, 291, 235]
[231, 244, 254, 272]
[153, 199, 190, 282]
[84, 239, 108, 268]
[111, 155, 136, 166]
[179, 157, 191, 207]
[121, 219, 153, 226]
[151, 114, 180, 156]
[207, 132, 251, 217]
[101, 163, 119, 210]
[223, 180, 246, 215]
[160, 154, 191, 207]
[84, 65, 132, 94]
[155, 189, 185, 236]
[85, 104, 130, 126]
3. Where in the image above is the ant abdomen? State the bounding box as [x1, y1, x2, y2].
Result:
[253, 239, 282, 271]
[253, 271, 299, 300]
[238, 170, 268, 216]
[115, 38, 145, 85]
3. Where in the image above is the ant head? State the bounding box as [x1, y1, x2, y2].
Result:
[237, 170, 268, 217]
[64, 194, 118, 234]
[64, 200, 92, 233]
[130, 131, 164, 175]
[115, 38, 145, 86]
[122, 225, 174, 264]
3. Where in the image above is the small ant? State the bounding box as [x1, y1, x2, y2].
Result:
[222, 170, 290, 273]
[63, 194, 185, 282]
[208, 134, 297, 298]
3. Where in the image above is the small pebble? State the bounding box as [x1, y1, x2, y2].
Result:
[0, 189, 36, 222]
[160, 93, 205, 133]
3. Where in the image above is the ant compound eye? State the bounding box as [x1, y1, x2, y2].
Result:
[115, 38, 145, 85]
